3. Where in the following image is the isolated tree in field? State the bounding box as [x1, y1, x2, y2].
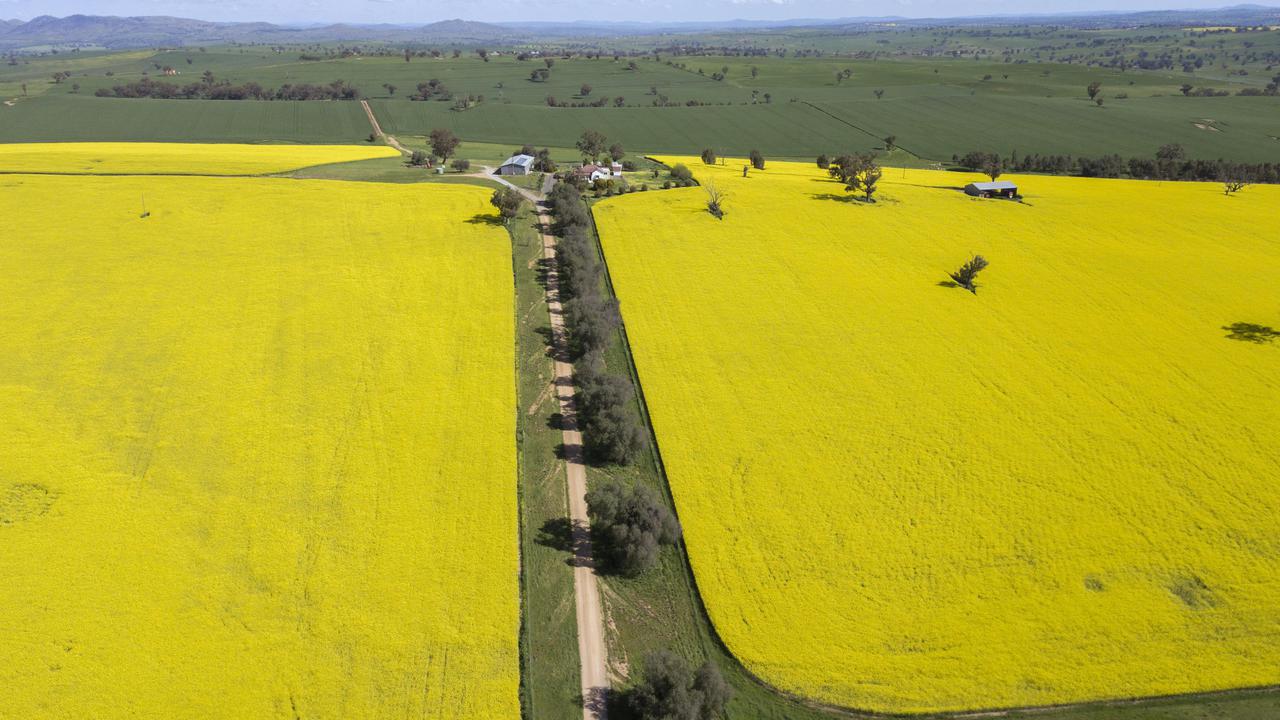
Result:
[750, 65, 759, 78]
[1221, 165, 1251, 195]
[544, 58, 555, 69]
[704, 182, 727, 219]
[700, 148, 717, 165]
[1156, 143, 1185, 162]
[382, 83, 396, 96]
[982, 154, 1004, 181]
[202, 70, 215, 85]
[490, 186, 523, 222]
[585, 482, 679, 575]
[404, 48, 411, 62]
[949, 255, 989, 295]
[626, 651, 732, 720]
[408, 149, 429, 166]
[1087, 81, 1102, 100]
[1180, 83, 1194, 96]
[816, 154, 830, 169]
[450, 158, 470, 172]
[576, 129, 608, 163]
[530, 68, 549, 82]
[762, 92, 771, 103]
[883, 135, 897, 152]
[749, 149, 765, 170]
[476, 48, 489, 61]
[609, 143, 625, 162]
[874, 88, 885, 99]
[428, 128, 461, 161]
[579, 83, 592, 97]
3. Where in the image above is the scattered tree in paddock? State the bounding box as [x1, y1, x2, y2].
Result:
[609, 143, 625, 162]
[408, 149, 429, 166]
[700, 148, 717, 165]
[873, 88, 885, 99]
[450, 158, 471, 172]
[1087, 81, 1102, 100]
[749, 149, 765, 170]
[704, 182, 727, 219]
[883, 135, 897, 152]
[576, 129, 608, 163]
[428, 128, 461, 161]
[950, 255, 990, 295]
[579, 83, 592, 97]
[816, 154, 830, 169]
[830, 154, 883, 202]
[382, 83, 396, 96]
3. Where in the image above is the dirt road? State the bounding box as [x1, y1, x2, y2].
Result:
[534, 203, 610, 720]
[358, 99, 409, 155]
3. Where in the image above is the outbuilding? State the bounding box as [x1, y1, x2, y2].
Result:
[965, 180, 1019, 198]
[497, 154, 535, 176]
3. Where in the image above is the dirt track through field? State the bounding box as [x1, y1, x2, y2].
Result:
[533, 197, 610, 720]
[359, 99, 408, 155]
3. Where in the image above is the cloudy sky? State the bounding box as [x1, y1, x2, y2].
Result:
[0, 0, 1257, 24]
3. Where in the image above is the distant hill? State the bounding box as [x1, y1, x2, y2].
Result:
[0, 15, 520, 49]
[1, 6, 1279, 50]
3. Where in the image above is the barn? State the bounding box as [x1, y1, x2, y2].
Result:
[497, 154, 535, 176]
[965, 180, 1019, 198]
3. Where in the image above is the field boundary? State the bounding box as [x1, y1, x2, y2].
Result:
[799, 100, 926, 160]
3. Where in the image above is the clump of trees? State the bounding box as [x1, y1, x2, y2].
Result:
[95, 77, 361, 100]
[700, 148, 717, 165]
[546, 182, 648, 464]
[585, 482, 679, 575]
[956, 146, 1279, 184]
[669, 163, 695, 186]
[748, 149, 765, 170]
[828, 153, 883, 202]
[949, 255, 989, 295]
[624, 651, 732, 720]
[490, 186, 523, 222]
[411, 79, 451, 101]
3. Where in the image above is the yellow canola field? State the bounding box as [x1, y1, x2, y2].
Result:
[0, 142, 398, 175]
[593, 159, 1280, 713]
[0, 174, 518, 718]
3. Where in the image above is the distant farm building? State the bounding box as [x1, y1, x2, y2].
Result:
[965, 181, 1019, 198]
[610, 161, 623, 175]
[497, 154, 535, 176]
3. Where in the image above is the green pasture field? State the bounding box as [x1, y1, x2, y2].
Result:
[3, 47, 1277, 161]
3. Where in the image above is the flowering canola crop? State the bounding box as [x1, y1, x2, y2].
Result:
[0, 172, 518, 718]
[593, 158, 1280, 713]
[0, 142, 398, 175]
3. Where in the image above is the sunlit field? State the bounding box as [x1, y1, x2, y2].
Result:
[0, 142, 397, 174]
[593, 159, 1280, 713]
[0, 170, 518, 718]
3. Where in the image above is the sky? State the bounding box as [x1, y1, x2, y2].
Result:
[0, 0, 1265, 25]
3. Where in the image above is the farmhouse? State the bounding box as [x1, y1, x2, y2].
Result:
[575, 164, 612, 182]
[965, 180, 1019, 198]
[497, 154, 535, 176]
